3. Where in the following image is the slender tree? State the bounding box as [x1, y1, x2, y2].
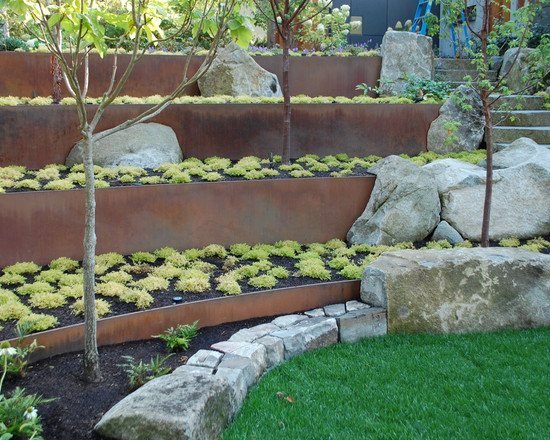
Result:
[440, 0, 541, 246]
[1, 0, 249, 382]
[253, 0, 330, 163]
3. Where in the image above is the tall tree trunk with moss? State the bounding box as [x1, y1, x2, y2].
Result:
[82, 130, 101, 382]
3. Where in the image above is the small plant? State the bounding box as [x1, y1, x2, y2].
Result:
[119, 354, 174, 390]
[216, 274, 242, 295]
[130, 252, 157, 265]
[155, 321, 199, 352]
[248, 275, 277, 289]
[71, 299, 111, 318]
[295, 259, 332, 281]
[499, 237, 521, 247]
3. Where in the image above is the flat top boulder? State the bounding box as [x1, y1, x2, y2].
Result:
[478, 137, 550, 170]
[66, 122, 182, 169]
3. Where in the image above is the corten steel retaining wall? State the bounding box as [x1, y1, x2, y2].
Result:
[0, 104, 441, 168]
[0, 52, 381, 98]
[0, 176, 375, 267]
[11, 281, 360, 361]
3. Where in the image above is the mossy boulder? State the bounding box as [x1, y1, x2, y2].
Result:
[361, 248, 550, 334]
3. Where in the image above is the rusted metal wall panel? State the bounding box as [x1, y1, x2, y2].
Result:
[0, 104, 440, 168]
[0, 176, 375, 267]
[0, 52, 381, 98]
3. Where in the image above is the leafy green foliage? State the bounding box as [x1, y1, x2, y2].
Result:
[155, 321, 198, 352]
[118, 354, 173, 390]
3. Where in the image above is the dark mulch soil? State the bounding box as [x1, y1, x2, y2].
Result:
[3, 316, 274, 440]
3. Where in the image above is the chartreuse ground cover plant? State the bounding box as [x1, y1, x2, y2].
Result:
[0, 150, 488, 193]
[223, 329, 550, 440]
[1, 237, 547, 339]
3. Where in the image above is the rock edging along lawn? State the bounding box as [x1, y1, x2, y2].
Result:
[0, 52, 382, 98]
[0, 103, 441, 169]
[0, 176, 375, 267]
[94, 302, 387, 440]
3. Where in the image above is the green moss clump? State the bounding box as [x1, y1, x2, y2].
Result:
[296, 251, 324, 261]
[325, 239, 348, 250]
[243, 170, 266, 180]
[152, 264, 183, 280]
[524, 237, 550, 252]
[307, 243, 328, 256]
[17, 313, 58, 332]
[499, 237, 521, 247]
[216, 274, 242, 296]
[58, 284, 84, 299]
[270, 245, 297, 258]
[119, 174, 136, 183]
[295, 259, 331, 281]
[44, 179, 75, 191]
[201, 244, 228, 259]
[0, 272, 26, 285]
[267, 266, 290, 279]
[154, 247, 179, 259]
[96, 281, 127, 298]
[34, 269, 64, 283]
[175, 276, 211, 293]
[29, 292, 66, 309]
[49, 256, 80, 272]
[58, 273, 83, 287]
[133, 276, 169, 292]
[35, 167, 60, 181]
[17, 282, 54, 296]
[225, 166, 247, 177]
[71, 298, 111, 318]
[165, 252, 189, 267]
[328, 257, 351, 270]
[252, 260, 273, 271]
[130, 252, 157, 264]
[229, 243, 252, 257]
[140, 176, 163, 185]
[455, 240, 473, 248]
[205, 157, 232, 171]
[4, 261, 41, 275]
[96, 252, 125, 269]
[241, 249, 270, 261]
[248, 275, 277, 289]
[332, 247, 357, 258]
[100, 270, 133, 284]
[424, 240, 453, 250]
[119, 288, 154, 309]
[183, 248, 202, 261]
[339, 264, 364, 280]
[235, 264, 260, 279]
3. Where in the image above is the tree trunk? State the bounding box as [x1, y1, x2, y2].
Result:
[82, 131, 102, 382]
[281, 27, 291, 164]
[480, 89, 493, 247]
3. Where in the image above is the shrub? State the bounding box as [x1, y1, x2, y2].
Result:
[241, 248, 270, 261]
[289, 169, 315, 178]
[96, 252, 125, 269]
[235, 264, 260, 279]
[183, 248, 202, 261]
[17, 313, 58, 332]
[325, 239, 347, 250]
[307, 243, 328, 256]
[100, 270, 133, 284]
[267, 266, 290, 279]
[328, 257, 351, 270]
[176, 270, 210, 293]
[17, 282, 54, 296]
[96, 282, 127, 298]
[499, 237, 521, 247]
[165, 252, 189, 268]
[57, 273, 83, 287]
[140, 176, 163, 185]
[201, 244, 228, 259]
[339, 264, 364, 280]
[0, 387, 50, 440]
[153, 247, 178, 259]
[71, 298, 111, 318]
[119, 354, 173, 390]
[332, 247, 357, 258]
[296, 251, 324, 261]
[119, 288, 154, 309]
[229, 243, 252, 257]
[152, 264, 183, 280]
[455, 240, 473, 248]
[222, 256, 239, 270]
[130, 252, 157, 264]
[49, 257, 80, 272]
[155, 321, 199, 351]
[3, 262, 41, 275]
[29, 292, 66, 309]
[133, 276, 169, 292]
[216, 274, 242, 295]
[424, 240, 453, 250]
[525, 237, 550, 252]
[270, 245, 297, 258]
[189, 261, 217, 273]
[248, 275, 277, 289]
[0, 273, 26, 286]
[204, 156, 232, 170]
[203, 172, 224, 182]
[58, 284, 84, 299]
[34, 167, 60, 181]
[34, 269, 64, 284]
[44, 179, 75, 191]
[0, 301, 31, 322]
[225, 166, 247, 177]
[295, 259, 331, 281]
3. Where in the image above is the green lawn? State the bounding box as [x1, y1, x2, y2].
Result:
[223, 329, 550, 440]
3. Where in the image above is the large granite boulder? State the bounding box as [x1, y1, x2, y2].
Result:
[478, 137, 550, 170]
[66, 123, 182, 169]
[425, 148, 550, 240]
[427, 85, 485, 154]
[499, 47, 535, 93]
[198, 43, 282, 97]
[361, 248, 550, 333]
[380, 30, 434, 95]
[94, 370, 234, 440]
[347, 156, 440, 245]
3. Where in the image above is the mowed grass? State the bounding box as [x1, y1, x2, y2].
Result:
[223, 329, 550, 440]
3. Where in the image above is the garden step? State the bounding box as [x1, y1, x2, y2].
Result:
[435, 58, 476, 70]
[436, 68, 498, 82]
[447, 80, 497, 89]
[492, 126, 550, 144]
[493, 110, 550, 127]
[491, 95, 545, 110]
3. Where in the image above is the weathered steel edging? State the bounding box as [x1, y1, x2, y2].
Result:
[8, 280, 360, 362]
